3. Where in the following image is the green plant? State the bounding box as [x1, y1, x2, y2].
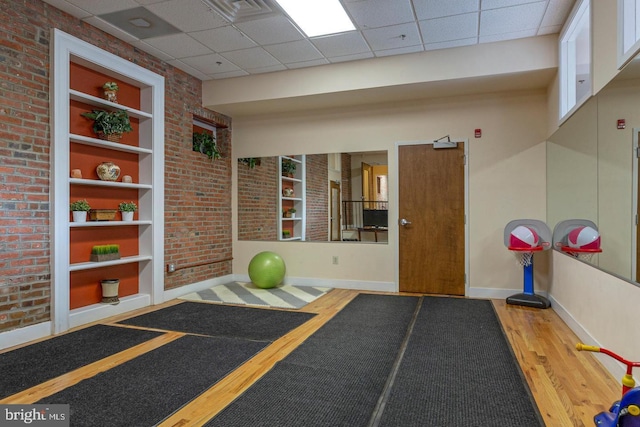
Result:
[193, 131, 221, 160]
[70, 199, 91, 211]
[288, 208, 297, 214]
[281, 159, 297, 176]
[102, 81, 119, 91]
[81, 109, 133, 136]
[238, 157, 260, 168]
[282, 230, 291, 238]
[118, 201, 137, 212]
[91, 244, 120, 255]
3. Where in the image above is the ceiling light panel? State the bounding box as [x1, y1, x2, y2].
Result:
[274, 0, 355, 37]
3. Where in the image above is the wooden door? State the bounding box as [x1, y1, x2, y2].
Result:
[330, 181, 341, 241]
[398, 143, 465, 295]
[362, 162, 373, 208]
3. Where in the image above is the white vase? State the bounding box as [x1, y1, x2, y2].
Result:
[72, 211, 87, 222]
[100, 279, 120, 305]
[121, 211, 134, 221]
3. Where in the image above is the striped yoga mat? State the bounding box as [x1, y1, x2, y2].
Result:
[179, 281, 333, 309]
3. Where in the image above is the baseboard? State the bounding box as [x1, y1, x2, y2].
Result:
[233, 274, 396, 292]
[548, 295, 626, 382]
[163, 274, 235, 301]
[0, 321, 52, 351]
[467, 287, 549, 300]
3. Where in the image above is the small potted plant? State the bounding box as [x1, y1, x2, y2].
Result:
[81, 109, 133, 141]
[118, 201, 137, 222]
[70, 199, 91, 222]
[288, 208, 297, 218]
[281, 159, 297, 177]
[193, 131, 221, 160]
[102, 81, 119, 103]
[90, 244, 121, 262]
[282, 230, 291, 239]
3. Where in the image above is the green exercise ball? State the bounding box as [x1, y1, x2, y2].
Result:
[248, 251, 286, 289]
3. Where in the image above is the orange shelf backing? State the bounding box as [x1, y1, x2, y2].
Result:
[70, 142, 140, 182]
[70, 62, 141, 110]
[70, 226, 139, 264]
[70, 264, 139, 309]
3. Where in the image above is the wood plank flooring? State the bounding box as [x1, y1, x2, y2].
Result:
[0, 290, 621, 426]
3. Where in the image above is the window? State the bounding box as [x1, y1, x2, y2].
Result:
[619, 0, 640, 67]
[559, 0, 591, 122]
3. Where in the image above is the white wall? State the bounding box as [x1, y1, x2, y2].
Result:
[232, 90, 548, 295]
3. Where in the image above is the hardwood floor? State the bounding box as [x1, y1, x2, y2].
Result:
[0, 290, 620, 426]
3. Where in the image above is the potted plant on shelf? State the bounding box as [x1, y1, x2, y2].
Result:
[288, 208, 297, 218]
[118, 201, 137, 221]
[282, 230, 291, 239]
[90, 244, 121, 262]
[282, 159, 297, 177]
[102, 81, 119, 103]
[193, 131, 221, 160]
[81, 109, 133, 142]
[70, 199, 91, 222]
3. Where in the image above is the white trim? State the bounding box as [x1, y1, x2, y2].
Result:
[233, 274, 395, 292]
[466, 287, 547, 300]
[0, 322, 52, 351]
[633, 128, 639, 281]
[394, 139, 469, 296]
[618, 0, 640, 68]
[559, 0, 592, 124]
[51, 29, 165, 333]
[548, 294, 627, 383]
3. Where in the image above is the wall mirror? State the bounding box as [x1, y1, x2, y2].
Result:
[547, 53, 640, 283]
[238, 151, 388, 243]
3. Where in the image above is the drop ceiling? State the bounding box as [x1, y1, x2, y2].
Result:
[42, 0, 575, 81]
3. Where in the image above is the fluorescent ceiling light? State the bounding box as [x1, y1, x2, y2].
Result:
[275, 0, 355, 37]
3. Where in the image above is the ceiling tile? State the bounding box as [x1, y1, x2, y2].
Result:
[83, 16, 139, 43]
[286, 58, 330, 69]
[143, 33, 212, 59]
[42, 0, 92, 18]
[235, 15, 304, 45]
[220, 47, 281, 69]
[375, 45, 424, 57]
[245, 64, 288, 74]
[311, 32, 371, 58]
[208, 69, 250, 79]
[181, 53, 241, 74]
[131, 40, 176, 61]
[166, 59, 211, 80]
[264, 40, 323, 63]
[482, 0, 542, 9]
[328, 52, 375, 63]
[190, 26, 257, 52]
[479, 28, 537, 43]
[480, 2, 547, 36]
[146, 0, 228, 32]
[64, 0, 139, 15]
[540, 0, 575, 27]
[425, 37, 477, 51]
[415, 0, 480, 20]
[537, 24, 562, 35]
[419, 12, 479, 44]
[363, 23, 422, 51]
[345, 0, 415, 28]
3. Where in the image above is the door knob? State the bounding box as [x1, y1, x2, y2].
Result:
[399, 218, 412, 226]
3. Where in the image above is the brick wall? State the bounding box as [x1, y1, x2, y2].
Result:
[237, 157, 278, 241]
[306, 154, 328, 241]
[0, 0, 232, 332]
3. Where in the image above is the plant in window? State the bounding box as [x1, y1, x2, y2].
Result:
[193, 131, 221, 160]
[238, 157, 260, 168]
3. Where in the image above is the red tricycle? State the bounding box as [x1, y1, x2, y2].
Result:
[577, 343, 640, 426]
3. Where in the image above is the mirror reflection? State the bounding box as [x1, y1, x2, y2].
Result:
[238, 151, 388, 243]
[547, 55, 640, 283]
